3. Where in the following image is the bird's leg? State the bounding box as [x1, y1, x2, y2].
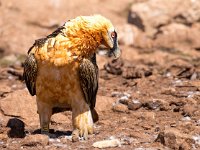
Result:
[72, 101, 94, 141]
[36, 99, 52, 135]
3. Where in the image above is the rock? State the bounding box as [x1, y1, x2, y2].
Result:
[143, 100, 161, 110]
[155, 131, 177, 149]
[129, 0, 200, 38]
[163, 132, 177, 149]
[128, 100, 142, 110]
[92, 139, 121, 149]
[118, 93, 131, 105]
[112, 103, 128, 113]
[155, 128, 194, 149]
[111, 91, 122, 97]
[51, 113, 70, 125]
[179, 139, 194, 150]
[22, 134, 49, 147]
[104, 58, 123, 75]
[117, 23, 153, 48]
[0, 89, 39, 126]
[119, 98, 129, 106]
[122, 65, 153, 79]
[154, 23, 200, 49]
[6, 118, 25, 138]
[0, 134, 8, 141]
[182, 104, 197, 117]
[174, 3, 200, 25]
[0, 81, 12, 97]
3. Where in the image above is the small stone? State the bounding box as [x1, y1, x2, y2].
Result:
[104, 58, 123, 75]
[0, 134, 8, 140]
[111, 91, 121, 97]
[143, 101, 161, 110]
[112, 103, 128, 113]
[155, 132, 178, 149]
[179, 139, 194, 150]
[182, 104, 197, 117]
[164, 132, 177, 149]
[6, 118, 25, 138]
[22, 134, 49, 147]
[118, 95, 129, 105]
[128, 100, 142, 110]
[92, 139, 121, 148]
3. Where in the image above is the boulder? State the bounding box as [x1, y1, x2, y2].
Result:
[129, 0, 200, 38]
[0, 89, 39, 126]
[155, 128, 195, 149]
[154, 23, 200, 49]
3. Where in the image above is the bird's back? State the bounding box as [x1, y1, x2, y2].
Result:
[27, 25, 85, 107]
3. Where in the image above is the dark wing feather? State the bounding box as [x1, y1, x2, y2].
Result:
[79, 54, 98, 109]
[23, 53, 37, 96]
[24, 24, 65, 96]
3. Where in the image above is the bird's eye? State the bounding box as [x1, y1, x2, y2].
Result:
[111, 32, 116, 38]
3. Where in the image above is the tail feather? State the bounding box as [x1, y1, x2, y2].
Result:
[91, 109, 99, 123]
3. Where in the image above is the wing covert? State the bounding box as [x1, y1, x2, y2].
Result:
[23, 53, 37, 96]
[79, 54, 98, 109]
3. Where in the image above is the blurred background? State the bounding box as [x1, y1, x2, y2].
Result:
[1, 0, 200, 64]
[1, 0, 200, 149]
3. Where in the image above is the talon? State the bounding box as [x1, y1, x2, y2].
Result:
[72, 129, 79, 142]
[83, 129, 88, 140]
[72, 109, 94, 141]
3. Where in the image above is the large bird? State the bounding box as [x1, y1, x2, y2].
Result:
[23, 15, 120, 140]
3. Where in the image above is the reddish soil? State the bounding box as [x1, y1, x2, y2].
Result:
[1, 0, 200, 149]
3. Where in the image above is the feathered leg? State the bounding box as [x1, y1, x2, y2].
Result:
[36, 98, 52, 134]
[72, 99, 94, 141]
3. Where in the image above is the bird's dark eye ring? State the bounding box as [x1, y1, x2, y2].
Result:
[111, 32, 115, 38]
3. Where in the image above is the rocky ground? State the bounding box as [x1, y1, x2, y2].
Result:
[1, 0, 200, 149]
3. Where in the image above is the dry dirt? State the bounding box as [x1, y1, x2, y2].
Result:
[1, 0, 200, 149]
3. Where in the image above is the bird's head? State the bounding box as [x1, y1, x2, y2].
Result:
[92, 15, 121, 59]
[65, 15, 121, 59]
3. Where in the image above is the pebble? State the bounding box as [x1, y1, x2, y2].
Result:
[92, 139, 121, 149]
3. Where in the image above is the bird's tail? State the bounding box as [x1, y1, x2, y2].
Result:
[91, 108, 99, 123]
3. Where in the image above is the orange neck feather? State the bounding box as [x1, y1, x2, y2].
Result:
[61, 15, 112, 59]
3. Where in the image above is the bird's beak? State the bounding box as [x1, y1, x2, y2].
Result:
[109, 39, 121, 59]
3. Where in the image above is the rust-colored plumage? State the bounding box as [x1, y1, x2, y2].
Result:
[23, 15, 120, 140]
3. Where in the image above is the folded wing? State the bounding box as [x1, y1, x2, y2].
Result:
[79, 54, 99, 110]
[23, 53, 37, 96]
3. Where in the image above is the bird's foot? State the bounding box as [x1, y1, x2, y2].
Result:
[72, 110, 94, 141]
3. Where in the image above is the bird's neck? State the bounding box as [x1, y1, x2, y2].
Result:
[65, 21, 103, 59]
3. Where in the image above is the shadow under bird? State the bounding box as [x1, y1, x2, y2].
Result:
[23, 14, 120, 140]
